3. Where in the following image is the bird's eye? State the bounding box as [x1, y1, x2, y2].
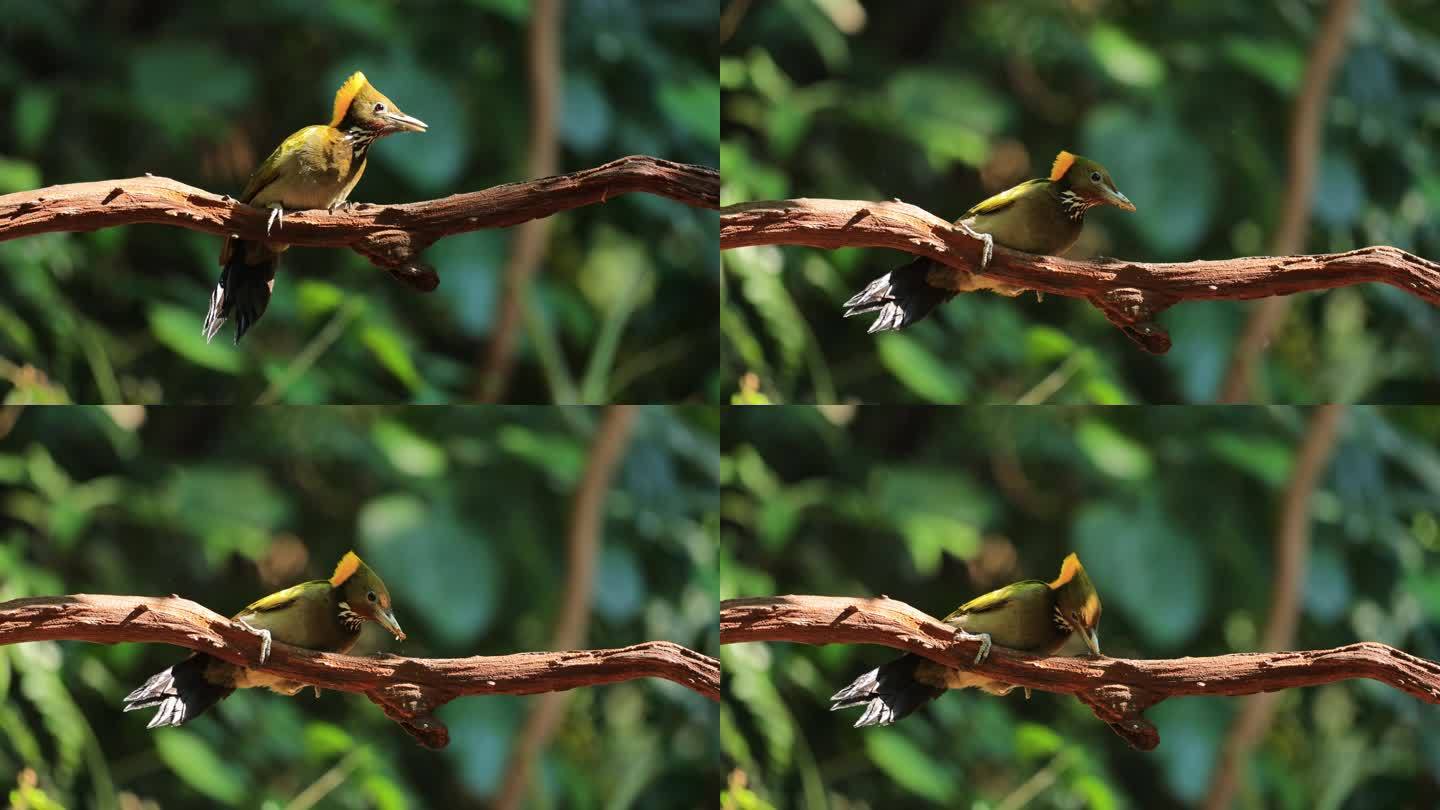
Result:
[373, 102, 386, 113]
[367, 591, 377, 602]
[1090, 171, 1101, 182]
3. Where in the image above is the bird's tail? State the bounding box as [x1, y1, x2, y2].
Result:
[842, 257, 955, 333]
[829, 653, 945, 728]
[204, 239, 279, 344]
[123, 655, 234, 728]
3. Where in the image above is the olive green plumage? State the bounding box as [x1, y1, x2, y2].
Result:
[123, 551, 405, 728]
[830, 554, 1102, 727]
[203, 71, 427, 344]
[844, 151, 1135, 332]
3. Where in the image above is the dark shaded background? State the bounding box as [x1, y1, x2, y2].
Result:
[1, 404, 719, 808]
[721, 405, 1440, 808]
[721, 1, 1440, 404]
[0, 0, 719, 404]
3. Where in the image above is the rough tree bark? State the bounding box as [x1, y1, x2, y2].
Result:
[720, 595, 1440, 751]
[721, 198, 1439, 354]
[0, 594, 719, 750]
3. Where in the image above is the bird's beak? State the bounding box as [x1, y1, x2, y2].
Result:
[384, 112, 428, 133]
[1103, 187, 1136, 212]
[1082, 628, 1101, 657]
[377, 609, 406, 641]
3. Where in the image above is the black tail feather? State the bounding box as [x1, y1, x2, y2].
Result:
[842, 257, 955, 333]
[830, 654, 944, 728]
[123, 655, 234, 729]
[204, 239, 278, 345]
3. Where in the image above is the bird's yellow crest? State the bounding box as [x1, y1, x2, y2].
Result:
[330, 551, 363, 586]
[330, 72, 370, 127]
[1049, 151, 1077, 183]
[1049, 552, 1085, 588]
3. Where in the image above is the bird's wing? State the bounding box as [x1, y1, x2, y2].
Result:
[942, 580, 1048, 622]
[237, 580, 328, 615]
[960, 179, 1049, 220]
[236, 125, 326, 204]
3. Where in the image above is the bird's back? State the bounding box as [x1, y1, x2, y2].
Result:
[946, 580, 1068, 653]
[961, 179, 1083, 256]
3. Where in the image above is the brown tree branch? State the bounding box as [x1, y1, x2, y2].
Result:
[720, 198, 1440, 354]
[1204, 405, 1346, 809]
[0, 155, 718, 291]
[0, 594, 719, 749]
[475, 0, 565, 403]
[1219, 0, 1362, 402]
[720, 595, 1440, 751]
[494, 404, 638, 809]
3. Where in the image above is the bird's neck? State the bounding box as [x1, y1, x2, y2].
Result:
[341, 126, 379, 165]
[1051, 183, 1090, 223]
[332, 590, 365, 635]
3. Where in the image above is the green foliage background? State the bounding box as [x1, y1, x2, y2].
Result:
[721, 1, 1440, 404]
[0, 404, 719, 808]
[721, 405, 1440, 808]
[0, 0, 719, 404]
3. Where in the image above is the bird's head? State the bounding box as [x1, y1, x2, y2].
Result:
[330, 551, 406, 640]
[1050, 151, 1135, 213]
[331, 71, 428, 136]
[1049, 553, 1102, 656]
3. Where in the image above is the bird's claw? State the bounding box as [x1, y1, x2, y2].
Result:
[239, 618, 272, 664]
[955, 220, 994, 273]
[265, 205, 284, 236]
[954, 629, 993, 666]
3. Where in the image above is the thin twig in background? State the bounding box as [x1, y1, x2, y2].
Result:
[493, 405, 639, 810]
[256, 298, 363, 405]
[1218, 0, 1361, 402]
[476, 0, 564, 402]
[1203, 405, 1346, 809]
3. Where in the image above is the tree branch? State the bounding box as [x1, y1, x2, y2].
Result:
[720, 198, 1440, 354]
[720, 595, 1440, 751]
[0, 594, 719, 749]
[0, 155, 718, 291]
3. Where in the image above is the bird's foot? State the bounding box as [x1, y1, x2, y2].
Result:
[327, 201, 357, 214]
[239, 618, 272, 664]
[954, 629, 993, 665]
[1024, 687, 1032, 700]
[312, 686, 322, 698]
[265, 205, 284, 236]
[954, 220, 994, 272]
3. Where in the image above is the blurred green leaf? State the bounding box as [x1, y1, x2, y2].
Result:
[863, 728, 957, 803]
[147, 304, 244, 374]
[1073, 499, 1209, 648]
[1082, 106, 1217, 256]
[1088, 23, 1166, 87]
[875, 333, 967, 403]
[1075, 419, 1153, 480]
[359, 494, 499, 645]
[154, 728, 248, 805]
